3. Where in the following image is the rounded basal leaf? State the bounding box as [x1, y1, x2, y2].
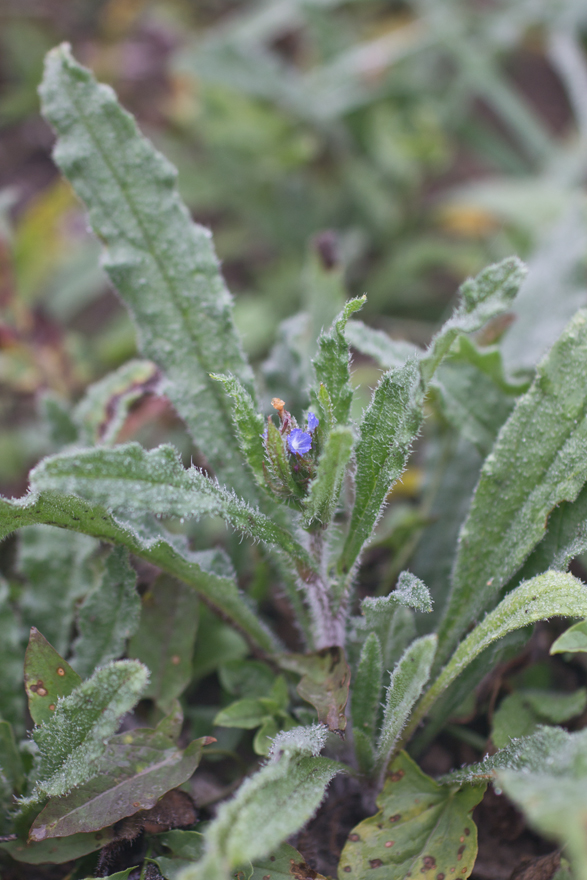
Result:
[550, 619, 587, 654]
[339, 752, 485, 880]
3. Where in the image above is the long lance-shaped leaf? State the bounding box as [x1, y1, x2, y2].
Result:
[419, 257, 526, 385]
[30, 727, 212, 840]
[439, 724, 572, 786]
[351, 632, 383, 775]
[375, 635, 437, 778]
[436, 308, 587, 667]
[129, 575, 199, 712]
[312, 296, 366, 426]
[0, 492, 279, 654]
[181, 726, 342, 880]
[340, 360, 423, 576]
[210, 374, 265, 486]
[404, 571, 587, 743]
[485, 728, 587, 880]
[30, 660, 149, 802]
[346, 260, 525, 385]
[303, 426, 353, 527]
[345, 320, 423, 371]
[29, 443, 315, 575]
[18, 527, 97, 659]
[39, 45, 256, 498]
[519, 482, 587, 582]
[70, 546, 141, 678]
[74, 359, 159, 446]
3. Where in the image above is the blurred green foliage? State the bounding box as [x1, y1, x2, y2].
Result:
[0, 3, 586, 876]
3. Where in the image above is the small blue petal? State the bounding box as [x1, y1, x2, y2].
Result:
[288, 429, 312, 455]
[307, 412, 319, 432]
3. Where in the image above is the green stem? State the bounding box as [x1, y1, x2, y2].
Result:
[140, 845, 152, 880]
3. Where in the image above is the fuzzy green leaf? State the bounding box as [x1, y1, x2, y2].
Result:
[520, 483, 587, 583]
[0, 580, 26, 730]
[419, 257, 526, 385]
[277, 647, 351, 734]
[434, 344, 520, 456]
[340, 360, 423, 575]
[352, 602, 417, 683]
[491, 692, 548, 749]
[496, 729, 587, 880]
[40, 392, 79, 446]
[394, 571, 433, 613]
[219, 659, 276, 699]
[440, 725, 572, 785]
[351, 632, 382, 774]
[39, 44, 256, 497]
[70, 546, 140, 678]
[338, 751, 484, 880]
[520, 688, 587, 724]
[410, 436, 482, 634]
[181, 726, 342, 880]
[0, 490, 279, 654]
[491, 689, 587, 748]
[312, 296, 366, 426]
[376, 635, 437, 774]
[24, 628, 81, 725]
[304, 425, 353, 527]
[345, 320, 422, 370]
[0, 721, 24, 795]
[210, 373, 265, 486]
[30, 442, 314, 574]
[214, 699, 270, 730]
[31, 659, 149, 801]
[1, 829, 114, 864]
[407, 571, 587, 739]
[129, 574, 199, 712]
[74, 359, 159, 446]
[29, 727, 211, 840]
[18, 526, 98, 657]
[551, 619, 587, 654]
[437, 309, 587, 666]
[154, 830, 206, 879]
[411, 630, 528, 759]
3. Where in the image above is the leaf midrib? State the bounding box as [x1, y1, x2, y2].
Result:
[58, 58, 247, 470]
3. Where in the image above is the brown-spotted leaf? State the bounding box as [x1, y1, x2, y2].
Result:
[248, 842, 329, 878]
[277, 647, 350, 734]
[338, 751, 485, 880]
[24, 628, 81, 725]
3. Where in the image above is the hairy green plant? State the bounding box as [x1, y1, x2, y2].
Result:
[1, 43, 587, 880]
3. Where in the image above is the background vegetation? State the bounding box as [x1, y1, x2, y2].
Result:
[1, 1, 587, 879]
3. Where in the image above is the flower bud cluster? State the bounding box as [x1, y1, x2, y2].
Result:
[261, 398, 320, 503]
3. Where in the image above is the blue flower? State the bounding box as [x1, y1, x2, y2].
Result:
[288, 429, 312, 456]
[307, 412, 319, 432]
